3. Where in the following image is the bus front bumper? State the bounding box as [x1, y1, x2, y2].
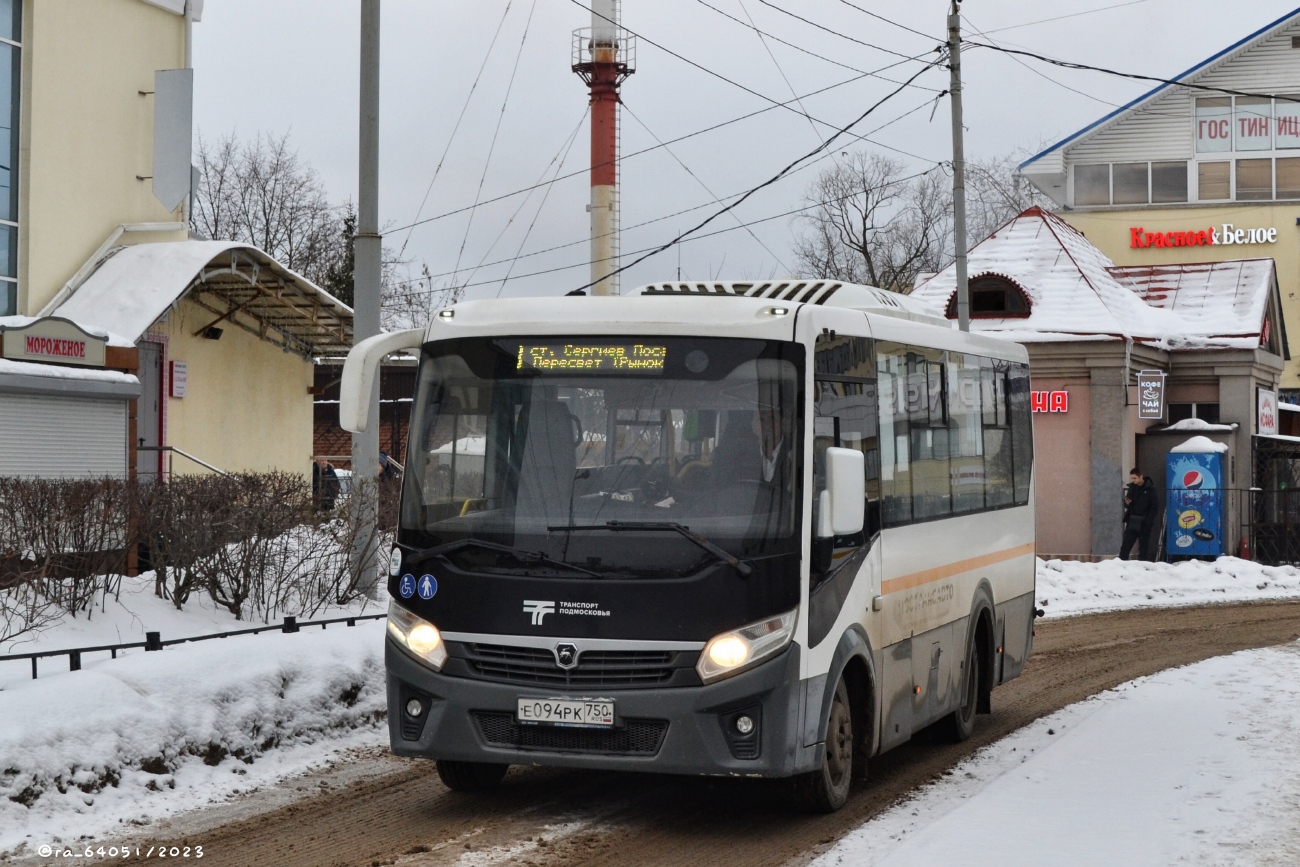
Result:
[385, 638, 818, 777]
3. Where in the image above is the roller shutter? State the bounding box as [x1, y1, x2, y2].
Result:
[0, 392, 129, 478]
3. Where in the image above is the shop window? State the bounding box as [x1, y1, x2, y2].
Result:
[1112, 162, 1150, 204]
[1277, 95, 1300, 148]
[945, 276, 1031, 319]
[1168, 402, 1220, 424]
[1277, 158, 1300, 199]
[1198, 161, 1230, 200]
[1074, 164, 1110, 206]
[1235, 96, 1273, 151]
[1236, 158, 1272, 200]
[1151, 162, 1188, 203]
[1195, 97, 1233, 153]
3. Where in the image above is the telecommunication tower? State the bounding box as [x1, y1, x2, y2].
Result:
[572, 0, 635, 295]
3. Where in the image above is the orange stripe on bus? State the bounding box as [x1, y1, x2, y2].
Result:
[881, 543, 1036, 595]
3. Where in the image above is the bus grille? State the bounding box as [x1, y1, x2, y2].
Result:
[463, 643, 679, 688]
[474, 712, 668, 755]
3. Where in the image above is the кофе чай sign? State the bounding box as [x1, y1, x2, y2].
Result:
[1136, 370, 1167, 420]
[0, 317, 108, 367]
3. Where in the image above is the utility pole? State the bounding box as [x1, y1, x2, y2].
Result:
[948, 0, 970, 332]
[573, 0, 634, 295]
[352, 0, 382, 595]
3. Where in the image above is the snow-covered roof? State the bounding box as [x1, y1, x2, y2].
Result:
[54, 241, 353, 359]
[1109, 260, 1275, 341]
[0, 357, 139, 385]
[909, 208, 1280, 348]
[0, 315, 133, 347]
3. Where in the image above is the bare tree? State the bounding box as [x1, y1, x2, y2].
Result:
[964, 153, 1053, 243]
[193, 131, 350, 297]
[793, 153, 949, 292]
[794, 150, 1054, 292]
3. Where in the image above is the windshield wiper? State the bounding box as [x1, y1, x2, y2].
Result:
[396, 539, 604, 579]
[549, 521, 753, 577]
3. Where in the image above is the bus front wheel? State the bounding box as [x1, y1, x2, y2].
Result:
[800, 676, 854, 813]
[437, 760, 509, 792]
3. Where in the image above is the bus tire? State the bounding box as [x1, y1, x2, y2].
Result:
[436, 760, 509, 792]
[800, 676, 854, 813]
[937, 637, 980, 743]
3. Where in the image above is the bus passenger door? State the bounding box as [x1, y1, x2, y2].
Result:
[804, 317, 882, 666]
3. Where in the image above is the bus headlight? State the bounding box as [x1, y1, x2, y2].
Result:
[696, 608, 797, 684]
[387, 602, 447, 671]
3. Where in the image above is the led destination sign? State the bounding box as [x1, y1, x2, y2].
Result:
[515, 342, 667, 373]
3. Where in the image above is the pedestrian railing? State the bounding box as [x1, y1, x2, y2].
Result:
[1, 612, 386, 681]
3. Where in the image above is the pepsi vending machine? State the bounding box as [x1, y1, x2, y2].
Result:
[1165, 450, 1225, 558]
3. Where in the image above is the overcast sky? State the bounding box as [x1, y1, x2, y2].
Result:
[192, 0, 1300, 300]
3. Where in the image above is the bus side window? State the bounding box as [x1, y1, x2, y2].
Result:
[813, 334, 879, 539]
[1008, 363, 1033, 505]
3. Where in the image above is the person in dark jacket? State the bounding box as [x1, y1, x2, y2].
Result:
[1120, 467, 1157, 560]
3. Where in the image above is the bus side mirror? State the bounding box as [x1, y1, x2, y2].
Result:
[817, 447, 865, 538]
[339, 328, 424, 433]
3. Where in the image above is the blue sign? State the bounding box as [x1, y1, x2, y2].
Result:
[1165, 451, 1224, 557]
[398, 574, 416, 599]
[418, 574, 438, 600]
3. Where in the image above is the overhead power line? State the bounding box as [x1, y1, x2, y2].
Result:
[568, 58, 944, 293]
[691, 0, 939, 86]
[756, 0, 940, 59]
[566, 0, 943, 157]
[390, 60, 920, 237]
[383, 162, 943, 301]
[983, 0, 1156, 35]
[385, 90, 947, 292]
[965, 40, 1300, 103]
[449, 0, 541, 287]
[397, 0, 515, 260]
[829, 0, 939, 42]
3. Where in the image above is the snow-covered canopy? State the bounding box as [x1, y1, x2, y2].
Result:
[910, 208, 1283, 351]
[53, 241, 353, 359]
[1170, 435, 1230, 454]
[1159, 418, 1239, 433]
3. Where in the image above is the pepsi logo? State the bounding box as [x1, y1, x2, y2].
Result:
[1182, 470, 1204, 490]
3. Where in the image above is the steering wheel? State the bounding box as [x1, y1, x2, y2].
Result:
[617, 455, 645, 465]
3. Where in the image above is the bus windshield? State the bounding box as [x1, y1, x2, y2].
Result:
[401, 336, 803, 578]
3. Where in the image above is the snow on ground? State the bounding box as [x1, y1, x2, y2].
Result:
[1035, 555, 1300, 619]
[0, 576, 388, 858]
[815, 640, 1300, 867]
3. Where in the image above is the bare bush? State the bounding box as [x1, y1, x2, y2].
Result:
[0, 471, 390, 630]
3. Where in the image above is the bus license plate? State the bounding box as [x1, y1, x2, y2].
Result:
[516, 698, 615, 727]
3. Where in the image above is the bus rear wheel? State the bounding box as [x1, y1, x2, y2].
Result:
[437, 760, 509, 792]
[800, 676, 854, 813]
[937, 639, 980, 743]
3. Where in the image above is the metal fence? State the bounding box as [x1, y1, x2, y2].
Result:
[1, 612, 386, 681]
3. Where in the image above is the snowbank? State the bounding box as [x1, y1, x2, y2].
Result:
[1035, 556, 1300, 618]
[814, 641, 1300, 866]
[0, 622, 387, 856]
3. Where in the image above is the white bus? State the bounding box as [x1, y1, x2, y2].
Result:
[340, 281, 1035, 812]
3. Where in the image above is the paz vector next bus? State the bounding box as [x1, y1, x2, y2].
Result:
[339, 281, 1035, 812]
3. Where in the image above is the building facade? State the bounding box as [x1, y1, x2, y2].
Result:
[911, 209, 1286, 560]
[1020, 7, 1300, 399]
[0, 0, 352, 479]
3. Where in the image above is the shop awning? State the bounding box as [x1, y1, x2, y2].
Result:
[53, 241, 353, 360]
